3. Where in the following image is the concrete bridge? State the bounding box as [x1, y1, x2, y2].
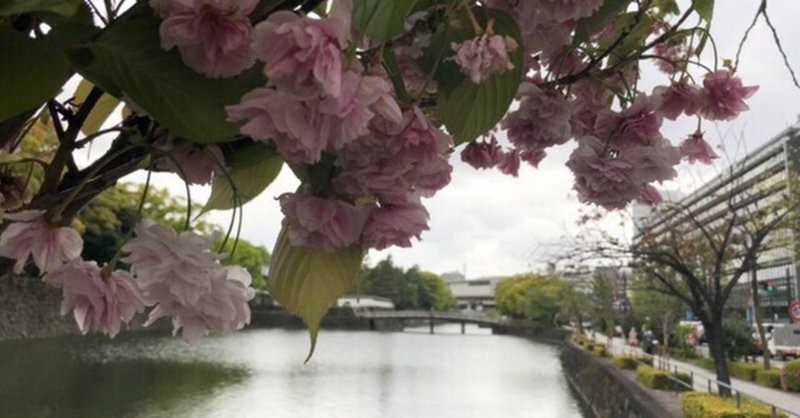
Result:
[356, 310, 504, 334]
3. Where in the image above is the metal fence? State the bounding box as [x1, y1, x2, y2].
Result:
[595, 336, 799, 418]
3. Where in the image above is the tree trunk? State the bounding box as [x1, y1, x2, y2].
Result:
[705, 317, 732, 396]
[749, 271, 771, 369]
[662, 311, 671, 355]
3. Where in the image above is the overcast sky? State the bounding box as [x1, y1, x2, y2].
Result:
[81, 1, 800, 279]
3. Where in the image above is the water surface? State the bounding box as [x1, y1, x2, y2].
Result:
[0, 324, 585, 418]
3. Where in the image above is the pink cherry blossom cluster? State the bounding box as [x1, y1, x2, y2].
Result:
[0, 210, 253, 342]
[215, 5, 451, 252]
[279, 106, 452, 252]
[123, 220, 254, 343]
[458, 0, 758, 210]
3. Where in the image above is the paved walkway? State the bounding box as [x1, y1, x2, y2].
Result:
[591, 333, 800, 417]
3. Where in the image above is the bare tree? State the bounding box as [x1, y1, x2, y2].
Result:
[564, 171, 800, 392]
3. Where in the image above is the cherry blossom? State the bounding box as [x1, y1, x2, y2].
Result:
[636, 184, 663, 206]
[451, 23, 518, 84]
[653, 81, 701, 121]
[150, 0, 257, 78]
[504, 82, 572, 152]
[145, 265, 254, 344]
[252, 10, 349, 97]
[461, 136, 503, 169]
[567, 137, 638, 210]
[498, 149, 521, 177]
[0, 210, 82, 274]
[279, 193, 369, 251]
[698, 70, 759, 121]
[362, 200, 430, 250]
[680, 131, 719, 165]
[123, 220, 222, 307]
[44, 260, 145, 338]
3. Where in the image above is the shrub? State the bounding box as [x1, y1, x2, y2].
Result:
[585, 342, 595, 351]
[782, 359, 800, 392]
[756, 369, 782, 389]
[689, 357, 715, 371]
[593, 345, 607, 357]
[682, 392, 786, 418]
[612, 355, 653, 370]
[729, 362, 764, 382]
[636, 365, 692, 391]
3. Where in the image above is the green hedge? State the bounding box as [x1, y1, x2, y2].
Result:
[612, 355, 653, 370]
[682, 392, 786, 418]
[729, 362, 766, 382]
[593, 345, 607, 357]
[689, 357, 715, 371]
[755, 369, 782, 389]
[636, 365, 692, 391]
[782, 359, 800, 392]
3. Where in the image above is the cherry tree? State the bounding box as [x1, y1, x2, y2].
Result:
[0, 0, 765, 359]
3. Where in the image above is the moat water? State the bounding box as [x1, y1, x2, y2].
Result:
[0, 324, 586, 417]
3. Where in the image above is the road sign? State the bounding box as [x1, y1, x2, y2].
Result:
[789, 300, 800, 322]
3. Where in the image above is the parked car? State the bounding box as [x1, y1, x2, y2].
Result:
[766, 324, 800, 360]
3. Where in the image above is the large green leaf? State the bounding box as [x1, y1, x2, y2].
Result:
[0, 0, 81, 16]
[693, 0, 714, 22]
[432, 7, 524, 145]
[269, 228, 364, 362]
[70, 14, 262, 144]
[0, 27, 70, 123]
[202, 142, 283, 212]
[353, 0, 417, 42]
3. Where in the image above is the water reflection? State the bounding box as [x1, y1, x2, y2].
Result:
[0, 325, 585, 418]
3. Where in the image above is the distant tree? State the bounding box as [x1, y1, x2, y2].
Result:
[560, 284, 590, 333]
[630, 274, 686, 352]
[590, 272, 615, 341]
[416, 271, 456, 311]
[355, 258, 455, 311]
[495, 274, 575, 325]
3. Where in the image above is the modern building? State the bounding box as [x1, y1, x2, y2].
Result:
[633, 120, 800, 322]
[445, 276, 504, 309]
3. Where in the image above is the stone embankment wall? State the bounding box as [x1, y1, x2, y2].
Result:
[560, 343, 679, 418]
[0, 274, 72, 340]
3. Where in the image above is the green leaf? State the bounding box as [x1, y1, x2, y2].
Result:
[433, 7, 523, 145]
[0, 0, 80, 16]
[269, 228, 364, 362]
[202, 143, 283, 212]
[693, 0, 714, 22]
[574, 0, 632, 43]
[353, 0, 417, 42]
[0, 27, 70, 123]
[74, 79, 121, 135]
[70, 14, 262, 144]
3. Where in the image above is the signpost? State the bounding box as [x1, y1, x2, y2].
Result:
[789, 300, 800, 323]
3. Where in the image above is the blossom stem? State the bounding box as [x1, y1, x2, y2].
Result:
[102, 169, 152, 279]
[48, 143, 142, 224]
[462, 4, 482, 35]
